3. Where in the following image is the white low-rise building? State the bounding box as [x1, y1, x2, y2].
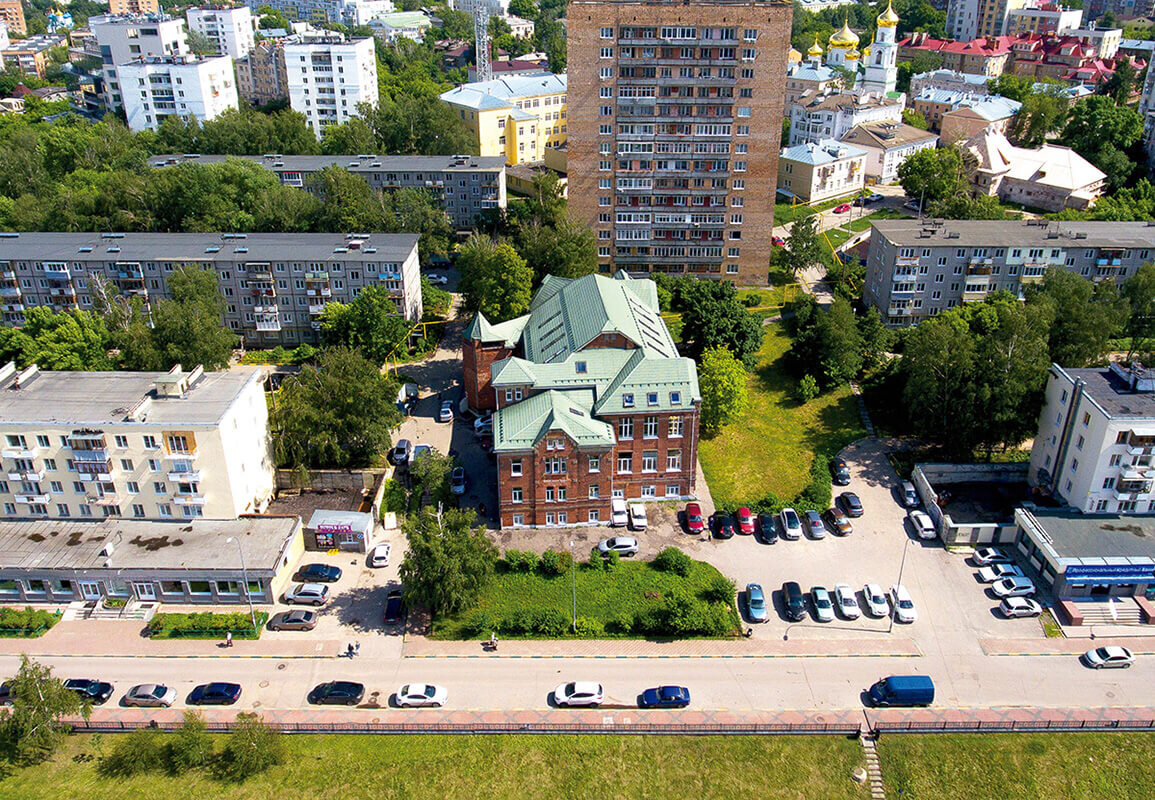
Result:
[285, 32, 378, 138]
[963, 129, 1105, 212]
[839, 121, 939, 184]
[119, 54, 238, 132]
[777, 138, 867, 204]
[788, 89, 904, 146]
[186, 5, 255, 59]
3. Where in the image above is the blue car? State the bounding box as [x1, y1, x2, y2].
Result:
[746, 583, 768, 623]
[639, 685, 691, 709]
[293, 563, 342, 583]
[189, 682, 242, 706]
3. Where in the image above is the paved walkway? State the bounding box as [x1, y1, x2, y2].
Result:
[980, 635, 1155, 657]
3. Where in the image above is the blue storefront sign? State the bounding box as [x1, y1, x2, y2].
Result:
[1065, 563, 1155, 584]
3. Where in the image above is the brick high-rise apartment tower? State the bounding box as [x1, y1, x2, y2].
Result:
[567, 0, 792, 285]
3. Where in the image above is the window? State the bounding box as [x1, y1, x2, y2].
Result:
[1076, 435, 1084, 450]
[132, 504, 145, 518]
[642, 451, 658, 472]
[600, 26, 613, 37]
[588, 485, 600, 500]
[79, 504, 92, 517]
[545, 487, 555, 503]
[511, 513, 524, 527]
[589, 510, 600, 523]
[35, 435, 49, 447]
[600, 47, 614, 59]
[512, 487, 523, 503]
[1096, 499, 1110, 512]
[1109, 454, 1122, 467]
[622, 393, 635, 407]
[588, 456, 600, 473]
[1083, 412, 1091, 426]
[647, 392, 659, 406]
[1071, 458, 1079, 472]
[546, 513, 555, 526]
[1103, 477, 1116, 490]
[142, 435, 158, 449]
[114, 435, 129, 448]
[619, 418, 634, 440]
[158, 503, 172, 517]
[43, 459, 56, 471]
[504, 388, 523, 403]
[148, 459, 161, 472]
[544, 456, 566, 474]
[617, 453, 633, 473]
[120, 459, 133, 471]
[641, 486, 656, 498]
[667, 450, 682, 471]
[55, 503, 69, 517]
[510, 460, 523, 477]
[126, 481, 139, 494]
[644, 416, 659, 438]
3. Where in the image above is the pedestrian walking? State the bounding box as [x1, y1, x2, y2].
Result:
[225, 631, 233, 648]
[347, 642, 355, 658]
[354, 641, 361, 657]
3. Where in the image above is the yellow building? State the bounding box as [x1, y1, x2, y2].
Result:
[439, 72, 567, 166]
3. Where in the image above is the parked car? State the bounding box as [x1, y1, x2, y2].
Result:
[901, 481, 919, 508]
[992, 576, 1036, 597]
[293, 563, 342, 583]
[824, 508, 853, 536]
[833, 203, 852, 213]
[714, 514, 736, 539]
[397, 683, 448, 707]
[999, 597, 1043, 618]
[978, 564, 1024, 583]
[308, 681, 365, 706]
[684, 502, 706, 534]
[973, 547, 1011, 566]
[611, 498, 629, 527]
[866, 193, 885, 204]
[284, 583, 329, 606]
[889, 584, 917, 623]
[268, 609, 318, 632]
[758, 514, 778, 544]
[736, 507, 755, 535]
[811, 586, 835, 622]
[410, 444, 433, 464]
[783, 581, 806, 621]
[64, 679, 113, 705]
[598, 536, 639, 557]
[123, 683, 177, 708]
[426, 274, 449, 285]
[384, 589, 406, 624]
[830, 457, 851, 486]
[746, 583, 768, 623]
[639, 685, 691, 709]
[1082, 646, 1134, 669]
[389, 439, 411, 466]
[369, 542, 391, 568]
[838, 492, 864, 517]
[628, 504, 648, 531]
[804, 509, 826, 539]
[473, 414, 493, 434]
[438, 399, 454, 423]
[772, 236, 786, 246]
[0, 683, 12, 706]
[189, 682, 242, 706]
[553, 681, 603, 707]
[863, 583, 889, 618]
[780, 508, 803, 540]
[834, 584, 861, 619]
[450, 466, 467, 495]
[909, 510, 936, 540]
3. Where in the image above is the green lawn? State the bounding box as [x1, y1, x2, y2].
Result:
[431, 559, 740, 639]
[699, 323, 865, 508]
[878, 733, 1155, 800]
[0, 734, 866, 800]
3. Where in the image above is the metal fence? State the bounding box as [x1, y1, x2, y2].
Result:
[871, 718, 1155, 734]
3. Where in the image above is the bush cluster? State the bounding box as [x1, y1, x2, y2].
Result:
[500, 608, 569, 636]
[0, 607, 59, 637]
[747, 452, 833, 516]
[537, 549, 572, 576]
[501, 549, 538, 572]
[149, 611, 268, 639]
[652, 547, 692, 577]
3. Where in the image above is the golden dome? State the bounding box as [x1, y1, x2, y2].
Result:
[808, 36, 824, 58]
[845, 48, 861, 61]
[878, 0, 900, 28]
[862, 45, 871, 59]
[829, 18, 860, 48]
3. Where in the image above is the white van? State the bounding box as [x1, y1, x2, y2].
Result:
[610, 498, 628, 527]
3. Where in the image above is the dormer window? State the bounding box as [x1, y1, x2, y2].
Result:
[575, 361, 587, 374]
[647, 392, 659, 406]
[622, 393, 635, 407]
[670, 391, 681, 405]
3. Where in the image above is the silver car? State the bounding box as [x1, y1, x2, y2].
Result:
[284, 582, 329, 606]
[123, 683, 177, 708]
[834, 584, 860, 619]
[598, 536, 638, 557]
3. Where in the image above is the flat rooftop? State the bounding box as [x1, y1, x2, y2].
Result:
[267, 488, 370, 520]
[1021, 508, 1155, 562]
[0, 516, 300, 573]
[0, 369, 259, 427]
[872, 219, 1155, 248]
[938, 481, 1033, 524]
[1063, 366, 1155, 420]
[147, 153, 506, 173]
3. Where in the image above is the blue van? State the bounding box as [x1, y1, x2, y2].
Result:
[868, 675, 935, 707]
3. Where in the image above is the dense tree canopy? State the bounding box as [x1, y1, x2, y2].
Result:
[399, 507, 498, 616]
[1059, 96, 1145, 191]
[1024, 269, 1128, 367]
[318, 285, 414, 365]
[671, 280, 765, 369]
[458, 235, 534, 323]
[697, 346, 749, 436]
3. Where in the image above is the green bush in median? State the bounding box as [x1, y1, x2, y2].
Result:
[0, 607, 60, 638]
[148, 611, 268, 640]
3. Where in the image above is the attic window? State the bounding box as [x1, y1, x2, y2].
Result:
[670, 391, 682, 405]
[647, 392, 659, 406]
[575, 361, 587, 374]
[569, 407, 585, 417]
[622, 393, 635, 408]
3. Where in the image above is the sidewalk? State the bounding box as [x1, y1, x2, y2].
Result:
[980, 635, 1155, 657]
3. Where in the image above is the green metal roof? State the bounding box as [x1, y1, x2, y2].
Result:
[493, 389, 615, 453]
[462, 311, 528, 347]
[491, 349, 632, 391]
[593, 350, 701, 415]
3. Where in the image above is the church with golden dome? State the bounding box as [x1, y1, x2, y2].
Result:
[802, 4, 900, 95]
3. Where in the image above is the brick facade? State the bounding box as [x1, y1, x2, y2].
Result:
[567, 0, 792, 285]
[463, 339, 512, 412]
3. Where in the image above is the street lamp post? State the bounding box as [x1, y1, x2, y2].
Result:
[570, 540, 577, 633]
[226, 536, 257, 633]
[889, 535, 914, 634]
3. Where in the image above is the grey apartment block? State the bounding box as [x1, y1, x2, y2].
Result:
[865, 219, 1155, 326]
[0, 232, 421, 348]
[148, 153, 507, 232]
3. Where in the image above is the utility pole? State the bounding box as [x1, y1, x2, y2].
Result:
[226, 536, 257, 633]
[473, 5, 491, 83]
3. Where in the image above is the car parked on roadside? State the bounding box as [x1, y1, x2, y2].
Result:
[308, 681, 365, 706]
[824, 508, 853, 536]
[746, 583, 768, 623]
[685, 502, 706, 534]
[901, 481, 919, 508]
[999, 597, 1043, 618]
[714, 514, 735, 539]
[830, 457, 851, 486]
[973, 547, 1012, 566]
[123, 683, 177, 708]
[1082, 646, 1134, 669]
[910, 510, 936, 540]
[370, 542, 391, 568]
[598, 536, 639, 557]
[426, 274, 449, 285]
[639, 685, 691, 709]
[780, 508, 802, 540]
[64, 679, 114, 705]
[397, 683, 448, 707]
[833, 203, 851, 214]
[757, 514, 778, 544]
[863, 583, 888, 618]
[189, 682, 242, 706]
[438, 399, 454, 423]
[553, 681, 603, 707]
[736, 507, 755, 535]
[783, 581, 806, 621]
[451, 466, 467, 495]
[834, 584, 861, 620]
[804, 509, 826, 539]
[284, 583, 329, 606]
[978, 564, 1024, 583]
[811, 586, 835, 622]
[992, 576, 1035, 597]
[384, 589, 405, 624]
[268, 609, 318, 631]
[628, 504, 648, 531]
[293, 563, 342, 583]
[889, 584, 917, 623]
[838, 492, 864, 517]
[410, 444, 433, 464]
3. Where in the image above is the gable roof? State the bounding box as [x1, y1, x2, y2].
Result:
[439, 72, 566, 111]
[462, 312, 528, 347]
[841, 122, 938, 150]
[493, 389, 615, 452]
[780, 138, 867, 165]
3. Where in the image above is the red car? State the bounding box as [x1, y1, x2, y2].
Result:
[772, 236, 785, 246]
[833, 204, 852, 214]
[736, 507, 755, 535]
[685, 502, 706, 534]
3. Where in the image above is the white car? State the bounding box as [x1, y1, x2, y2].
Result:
[862, 583, 888, 618]
[397, 683, 448, 707]
[553, 681, 604, 707]
[123, 683, 177, 708]
[425, 274, 448, 285]
[973, 547, 1012, 566]
[628, 504, 647, 530]
[610, 497, 628, 527]
[889, 584, 917, 623]
[369, 542, 391, 568]
[1082, 646, 1134, 669]
[473, 414, 493, 433]
[999, 597, 1043, 618]
[909, 510, 935, 540]
[598, 536, 638, 557]
[991, 576, 1035, 597]
[901, 481, 919, 508]
[978, 564, 1024, 583]
[780, 508, 802, 540]
[834, 584, 861, 620]
[811, 586, 835, 623]
[284, 583, 329, 606]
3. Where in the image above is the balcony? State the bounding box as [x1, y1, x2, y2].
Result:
[14, 494, 50, 504]
[88, 493, 120, 506]
[311, 321, 322, 331]
[50, 287, 76, 298]
[254, 315, 281, 332]
[1, 447, 38, 460]
[1121, 468, 1155, 482]
[891, 271, 918, 281]
[306, 287, 332, 297]
[0, 288, 21, 298]
[3, 304, 23, 313]
[7, 469, 44, 482]
[43, 264, 70, 280]
[172, 493, 207, 506]
[167, 469, 201, 483]
[1, 270, 15, 280]
[76, 462, 113, 481]
[308, 303, 327, 315]
[1127, 443, 1155, 457]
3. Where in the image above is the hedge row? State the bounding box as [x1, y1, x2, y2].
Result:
[148, 611, 269, 640]
[0, 606, 60, 637]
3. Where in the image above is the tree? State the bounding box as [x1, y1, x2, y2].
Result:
[1103, 55, 1138, 105]
[308, 166, 389, 232]
[438, 9, 475, 41]
[928, 193, 1005, 220]
[215, 712, 285, 782]
[791, 297, 865, 388]
[897, 145, 969, 206]
[1025, 268, 1128, 367]
[270, 347, 402, 469]
[1059, 96, 1144, 190]
[697, 345, 748, 435]
[149, 266, 237, 370]
[784, 214, 824, 279]
[516, 218, 597, 282]
[320, 118, 377, 155]
[902, 108, 929, 130]
[673, 280, 765, 369]
[1122, 262, 1155, 361]
[0, 655, 89, 765]
[0, 306, 112, 371]
[399, 507, 498, 616]
[319, 285, 413, 364]
[186, 30, 218, 56]
[366, 93, 477, 155]
[457, 235, 533, 323]
[509, 0, 538, 19]
[1009, 88, 1071, 148]
[857, 307, 894, 371]
[409, 449, 453, 506]
[987, 73, 1036, 103]
[168, 710, 213, 773]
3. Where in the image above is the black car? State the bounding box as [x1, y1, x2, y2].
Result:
[64, 679, 114, 705]
[0, 682, 11, 706]
[757, 514, 778, 544]
[308, 681, 365, 706]
[830, 457, 851, 486]
[714, 514, 735, 539]
[783, 581, 806, 622]
[384, 589, 406, 624]
[838, 491, 864, 518]
[188, 682, 242, 706]
[293, 563, 342, 583]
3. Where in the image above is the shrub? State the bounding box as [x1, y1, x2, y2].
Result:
[149, 611, 266, 639]
[748, 493, 785, 517]
[538, 549, 569, 576]
[502, 609, 536, 635]
[742, 292, 761, 307]
[100, 728, 166, 777]
[382, 479, 407, 515]
[215, 713, 284, 782]
[532, 608, 569, 636]
[461, 610, 497, 638]
[605, 550, 620, 571]
[796, 374, 820, 403]
[574, 616, 604, 637]
[652, 547, 691, 577]
[503, 549, 538, 572]
[701, 575, 736, 605]
[797, 453, 833, 510]
[168, 710, 213, 773]
[584, 553, 604, 571]
[0, 607, 59, 637]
